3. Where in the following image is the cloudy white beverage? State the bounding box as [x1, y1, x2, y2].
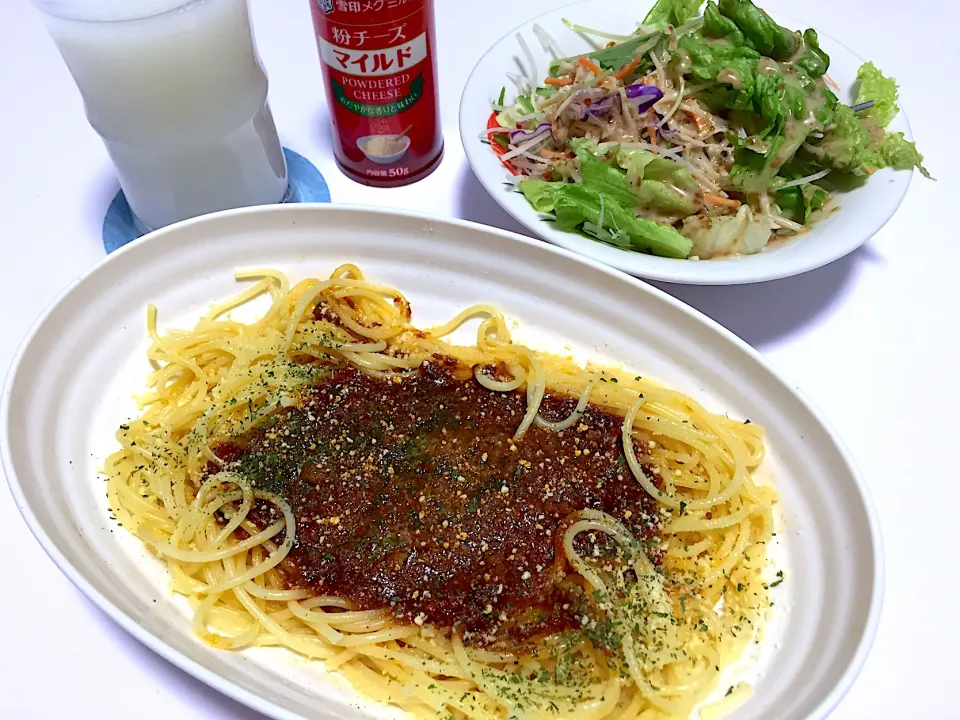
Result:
[34, 0, 288, 231]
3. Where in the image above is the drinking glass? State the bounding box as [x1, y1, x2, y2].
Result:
[32, 0, 289, 232]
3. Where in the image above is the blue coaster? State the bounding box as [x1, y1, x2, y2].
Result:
[102, 147, 331, 254]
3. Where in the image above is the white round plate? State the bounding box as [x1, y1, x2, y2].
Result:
[2, 205, 880, 719]
[459, 0, 916, 285]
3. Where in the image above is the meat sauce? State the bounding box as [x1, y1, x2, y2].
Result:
[214, 357, 662, 647]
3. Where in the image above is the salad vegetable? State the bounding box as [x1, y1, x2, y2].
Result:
[487, 0, 930, 259]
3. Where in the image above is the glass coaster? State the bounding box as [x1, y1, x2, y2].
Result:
[102, 147, 331, 254]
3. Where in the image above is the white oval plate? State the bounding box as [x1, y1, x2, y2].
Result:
[2, 205, 880, 719]
[460, 0, 915, 285]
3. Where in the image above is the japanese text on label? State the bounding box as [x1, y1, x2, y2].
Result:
[318, 33, 427, 78]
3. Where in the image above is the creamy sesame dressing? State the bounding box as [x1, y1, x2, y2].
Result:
[213, 357, 663, 648]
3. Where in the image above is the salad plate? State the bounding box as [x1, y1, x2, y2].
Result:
[460, 0, 923, 284]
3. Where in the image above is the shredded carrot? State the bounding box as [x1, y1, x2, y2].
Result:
[540, 148, 569, 159]
[704, 193, 742, 209]
[686, 109, 708, 131]
[486, 112, 519, 176]
[578, 56, 603, 75]
[544, 76, 573, 87]
[824, 73, 840, 90]
[646, 116, 658, 146]
[615, 54, 644, 80]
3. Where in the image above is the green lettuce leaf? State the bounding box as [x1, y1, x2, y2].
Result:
[680, 32, 830, 130]
[570, 139, 699, 218]
[703, 63, 836, 193]
[727, 144, 765, 191]
[772, 186, 803, 221]
[496, 90, 554, 127]
[777, 156, 825, 179]
[802, 184, 829, 219]
[855, 61, 899, 128]
[702, 1, 744, 45]
[617, 147, 657, 177]
[637, 181, 698, 217]
[793, 29, 829, 78]
[551, 32, 659, 73]
[628, 152, 701, 193]
[517, 179, 558, 213]
[753, 70, 792, 136]
[679, 32, 761, 79]
[570, 139, 638, 209]
[679, 35, 773, 125]
[817, 103, 931, 178]
[681, 32, 794, 190]
[775, 183, 828, 223]
[517, 180, 693, 258]
[728, 108, 823, 193]
[818, 103, 871, 172]
[872, 132, 931, 179]
[496, 104, 529, 128]
[717, 0, 799, 60]
[814, 64, 927, 176]
[643, 0, 705, 29]
[568, 137, 608, 157]
[618, 148, 700, 217]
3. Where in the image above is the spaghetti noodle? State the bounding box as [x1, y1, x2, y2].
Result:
[105, 265, 778, 719]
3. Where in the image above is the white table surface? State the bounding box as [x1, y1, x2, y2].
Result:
[1, 0, 956, 717]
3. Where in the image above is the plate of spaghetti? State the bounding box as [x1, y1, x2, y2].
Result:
[2, 205, 880, 720]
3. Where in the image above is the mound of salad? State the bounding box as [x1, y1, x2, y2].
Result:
[485, 0, 930, 259]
